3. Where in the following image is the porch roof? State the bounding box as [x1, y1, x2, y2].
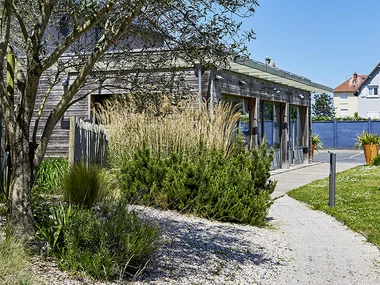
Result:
[230, 58, 333, 94]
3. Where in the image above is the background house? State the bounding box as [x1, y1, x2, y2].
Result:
[357, 63, 380, 119]
[334, 72, 367, 117]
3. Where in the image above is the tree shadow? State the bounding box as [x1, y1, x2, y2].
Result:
[131, 206, 280, 283]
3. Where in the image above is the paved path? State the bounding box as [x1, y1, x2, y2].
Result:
[266, 162, 380, 284]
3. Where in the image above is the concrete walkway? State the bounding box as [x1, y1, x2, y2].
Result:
[267, 162, 380, 284]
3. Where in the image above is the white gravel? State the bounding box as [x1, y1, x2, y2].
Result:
[28, 195, 380, 284]
[131, 205, 288, 285]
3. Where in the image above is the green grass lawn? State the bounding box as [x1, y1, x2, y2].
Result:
[288, 165, 380, 247]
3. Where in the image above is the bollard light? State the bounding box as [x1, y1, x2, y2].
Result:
[328, 151, 336, 207]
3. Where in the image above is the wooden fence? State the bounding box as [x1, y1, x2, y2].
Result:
[69, 116, 108, 167]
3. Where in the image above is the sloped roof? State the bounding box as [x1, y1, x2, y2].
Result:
[334, 73, 368, 92]
[358, 63, 380, 91]
[231, 58, 334, 93]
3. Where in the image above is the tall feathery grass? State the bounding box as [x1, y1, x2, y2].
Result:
[96, 97, 241, 168]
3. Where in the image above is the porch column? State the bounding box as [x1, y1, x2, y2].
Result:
[249, 98, 259, 149]
[281, 102, 289, 168]
[299, 106, 309, 163]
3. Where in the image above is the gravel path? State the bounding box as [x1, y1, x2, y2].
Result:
[28, 199, 380, 284]
[132, 206, 288, 285]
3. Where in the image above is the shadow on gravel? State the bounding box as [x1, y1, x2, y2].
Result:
[131, 207, 276, 283]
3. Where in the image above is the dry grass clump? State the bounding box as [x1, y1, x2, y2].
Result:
[0, 238, 35, 284]
[96, 96, 240, 168]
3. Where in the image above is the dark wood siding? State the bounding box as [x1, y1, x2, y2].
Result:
[34, 68, 199, 157]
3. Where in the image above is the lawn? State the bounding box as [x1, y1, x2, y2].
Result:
[288, 165, 380, 247]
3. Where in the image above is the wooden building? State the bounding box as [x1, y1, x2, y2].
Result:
[38, 54, 332, 169]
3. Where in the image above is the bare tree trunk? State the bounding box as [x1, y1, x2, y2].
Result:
[6, 126, 35, 240]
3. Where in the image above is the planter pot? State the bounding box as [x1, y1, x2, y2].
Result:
[363, 144, 379, 165]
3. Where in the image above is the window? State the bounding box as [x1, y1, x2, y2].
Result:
[368, 85, 378, 96]
[340, 108, 348, 117]
[340, 94, 348, 104]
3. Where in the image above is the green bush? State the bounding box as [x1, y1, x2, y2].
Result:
[33, 157, 68, 195]
[34, 199, 158, 280]
[119, 141, 276, 226]
[371, 154, 380, 166]
[63, 163, 104, 208]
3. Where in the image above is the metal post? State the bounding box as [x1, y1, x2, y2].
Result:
[329, 151, 336, 207]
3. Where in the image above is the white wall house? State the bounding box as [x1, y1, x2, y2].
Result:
[357, 63, 380, 119]
[334, 72, 367, 118]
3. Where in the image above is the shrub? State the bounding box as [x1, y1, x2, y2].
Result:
[34, 199, 71, 253]
[63, 163, 104, 208]
[119, 141, 276, 226]
[371, 155, 380, 166]
[34, 199, 159, 280]
[32, 157, 68, 195]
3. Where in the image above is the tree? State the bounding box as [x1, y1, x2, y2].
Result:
[0, 0, 259, 239]
[312, 93, 335, 120]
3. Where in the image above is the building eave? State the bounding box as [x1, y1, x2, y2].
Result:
[230, 58, 333, 94]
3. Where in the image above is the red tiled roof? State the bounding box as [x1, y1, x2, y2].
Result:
[334, 73, 368, 92]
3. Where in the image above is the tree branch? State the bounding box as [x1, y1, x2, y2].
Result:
[33, 0, 55, 48]
[0, 0, 14, 132]
[68, 0, 78, 28]
[35, 4, 142, 171]
[11, 2, 28, 43]
[41, 1, 116, 72]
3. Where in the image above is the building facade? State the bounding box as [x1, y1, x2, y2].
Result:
[334, 72, 367, 118]
[357, 63, 380, 119]
[36, 54, 332, 169]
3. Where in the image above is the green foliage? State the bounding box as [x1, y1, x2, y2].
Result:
[239, 114, 249, 123]
[288, 165, 380, 246]
[32, 157, 68, 195]
[34, 200, 158, 280]
[311, 93, 335, 119]
[355, 131, 380, 148]
[371, 155, 380, 166]
[336, 114, 368, 121]
[0, 238, 35, 284]
[311, 115, 333, 121]
[119, 141, 276, 226]
[34, 199, 71, 253]
[312, 115, 378, 122]
[63, 163, 104, 208]
[311, 133, 323, 152]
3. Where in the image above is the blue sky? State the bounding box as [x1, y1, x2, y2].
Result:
[242, 0, 380, 89]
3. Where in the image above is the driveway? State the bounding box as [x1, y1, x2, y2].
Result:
[312, 149, 365, 165]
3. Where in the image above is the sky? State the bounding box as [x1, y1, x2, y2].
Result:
[242, 0, 380, 90]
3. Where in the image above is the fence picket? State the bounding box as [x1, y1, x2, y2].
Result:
[69, 116, 108, 167]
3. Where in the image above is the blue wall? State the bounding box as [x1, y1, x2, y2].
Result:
[312, 119, 380, 149]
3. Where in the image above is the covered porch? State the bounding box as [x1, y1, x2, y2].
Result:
[209, 57, 333, 169]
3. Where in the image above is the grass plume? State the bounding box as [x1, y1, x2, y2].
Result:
[96, 97, 240, 168]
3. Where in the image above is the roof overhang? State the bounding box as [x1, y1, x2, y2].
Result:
[229, 58, 333, 94]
